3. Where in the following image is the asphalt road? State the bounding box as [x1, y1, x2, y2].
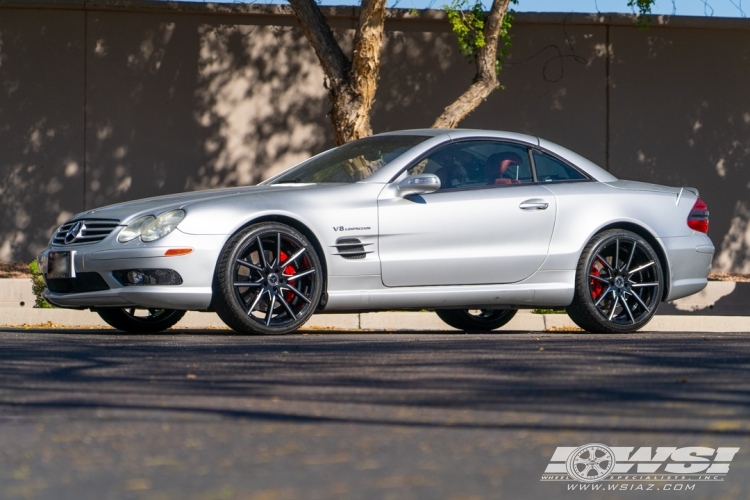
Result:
[0, 328, 749, 500]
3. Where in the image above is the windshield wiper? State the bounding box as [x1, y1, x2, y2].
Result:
[276, 178, 303, 184]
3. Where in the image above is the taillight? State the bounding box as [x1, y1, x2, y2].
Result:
[687, 198, 709, 233]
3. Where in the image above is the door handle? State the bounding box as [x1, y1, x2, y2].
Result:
[519, 199, 549, 210]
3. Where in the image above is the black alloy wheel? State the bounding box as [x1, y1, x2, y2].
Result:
[566, 229, 662, 333]
[214, 223, 322, 335]
[435, 308, 518, 331]
[97, 307, 186, 333]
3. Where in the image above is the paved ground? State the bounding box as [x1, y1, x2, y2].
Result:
[1, 328, 749, 500]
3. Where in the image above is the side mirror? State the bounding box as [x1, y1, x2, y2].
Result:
[397, 174, 441, 197]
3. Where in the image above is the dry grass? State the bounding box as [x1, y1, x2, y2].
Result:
[0, 261, 31, 279]
[708, 271, 750, 282]
[545, 326, 584, 332]
[0, 321, 113, 329]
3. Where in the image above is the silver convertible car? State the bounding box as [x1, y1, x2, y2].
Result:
[38, 129, 713, 334]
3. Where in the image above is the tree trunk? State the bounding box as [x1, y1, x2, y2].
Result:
[289, 0, 386, 145]
[432, 0, 512, 129]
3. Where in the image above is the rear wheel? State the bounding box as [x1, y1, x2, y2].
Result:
[566, 229, 663, 333]
[97, 308, 186, 333]
[213, 223, 322, 335]
[435, 309, 517, 331]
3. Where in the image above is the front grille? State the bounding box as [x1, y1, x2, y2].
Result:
[52, 219, 120, 246]
[335, 238, 367, 260]
[46, 272, 110, 293]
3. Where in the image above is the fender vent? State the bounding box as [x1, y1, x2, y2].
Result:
[335, 238, 366, 260]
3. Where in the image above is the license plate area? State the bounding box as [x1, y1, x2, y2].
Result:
[47, 251, 76, 279]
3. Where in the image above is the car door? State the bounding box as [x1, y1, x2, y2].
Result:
[377, 140, 557, 287]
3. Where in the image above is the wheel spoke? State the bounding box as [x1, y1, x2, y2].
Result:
[615, 239, 620, 270]
[283, 283, 311, 304]
[628, 261, 654, 276]
[283, 248, 306, 268]
[628, 289, 651, 312]
[594, 286, 613, 307]
[265, 292, 276, 326]
[631, 282, 659, 288]
[596, 253, 614, 272]
[274, 232, 281, 268]
[621, 295, 636, 324]
[236, 258, 263, 273]
[626, 240, 637, 271]
[589, 274, 609, 284]
[276, 292, 297, 319]
[234, 282, 262, 288]
[246, 290, 264, 315]
[608, 293, 619, 321]
[285, 268, 315, 281]
[257, 236, 271, 269]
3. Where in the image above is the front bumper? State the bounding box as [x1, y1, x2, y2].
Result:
[40, 230, 228, 310]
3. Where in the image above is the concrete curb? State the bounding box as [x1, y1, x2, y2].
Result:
[1, 308, 750, 333]
[4, 281, 750, 315]
[1, 280, 748, 332]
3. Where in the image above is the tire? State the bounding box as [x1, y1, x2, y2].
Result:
[435, 308, 518, 331]
[97, 308, 186, 333]
[213, 222, 323, 335]
[566, 229, 663, 333]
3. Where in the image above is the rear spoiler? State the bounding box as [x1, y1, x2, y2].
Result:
[676, 187, 699, 206]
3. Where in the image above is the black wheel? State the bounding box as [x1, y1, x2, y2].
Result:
[566, 229, 663, 333]
[435, 308, 518, 331]
[213, 223, 322, 335]
[97, 308, 186, 333]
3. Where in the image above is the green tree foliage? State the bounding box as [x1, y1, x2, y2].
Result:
[444, 0, 657, 73]
[628, 0, 656, 26]
[444, 0, 516, 74]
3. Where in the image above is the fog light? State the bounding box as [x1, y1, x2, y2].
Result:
[127, 271, 146, 284]
[113, 269, 183, 286]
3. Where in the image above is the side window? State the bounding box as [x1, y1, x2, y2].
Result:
[407, 141, 533, 190]
[532, 151, 586, 182]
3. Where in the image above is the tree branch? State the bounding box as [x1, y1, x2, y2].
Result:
[288, 0, 350, 86]
[432, 0, 511, 128]
[349, 0, 388, 139]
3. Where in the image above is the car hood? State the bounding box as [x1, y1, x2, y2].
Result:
[73, 184, 318, 224]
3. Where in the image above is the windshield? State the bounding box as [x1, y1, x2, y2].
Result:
[271, 135, 429, 184]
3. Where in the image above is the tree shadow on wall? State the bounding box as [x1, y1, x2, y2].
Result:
[85, 12, 333, 211]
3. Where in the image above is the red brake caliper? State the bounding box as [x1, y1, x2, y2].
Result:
[278, 250, 296, 303]
[590, 263, 604, 300]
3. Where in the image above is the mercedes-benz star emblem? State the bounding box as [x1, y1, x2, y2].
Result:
[64, 221, 86, 244]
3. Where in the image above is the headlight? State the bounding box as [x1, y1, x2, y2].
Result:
[117, 216, 155, 243]
[140, 210, 185, 242]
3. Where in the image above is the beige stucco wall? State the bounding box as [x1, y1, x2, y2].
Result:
[1, 1, 749, 272]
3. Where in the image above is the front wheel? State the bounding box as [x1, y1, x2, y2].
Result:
[435, 309, 518, 331]
[97, 308, 186, 333]
[213, 222, 323, 335]
[566, 229, 663, 333]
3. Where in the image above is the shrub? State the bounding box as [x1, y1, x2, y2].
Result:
[532, 308, 566, 314]
[29, 259, 53, 308]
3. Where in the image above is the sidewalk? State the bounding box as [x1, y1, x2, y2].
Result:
[1, 308, 750, 333]
[1, 280, 748, 332]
